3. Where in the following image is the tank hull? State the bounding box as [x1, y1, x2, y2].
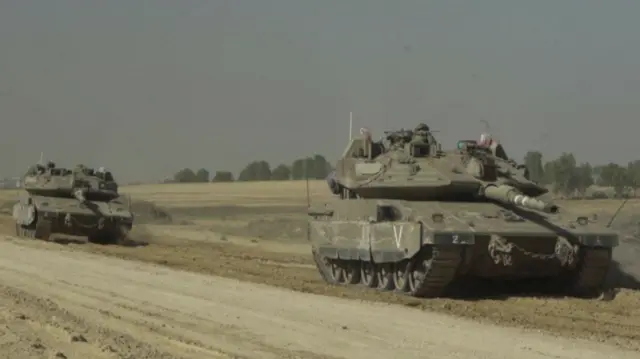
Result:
[12, 193, 133, 244]
[308, 199, 617, 298]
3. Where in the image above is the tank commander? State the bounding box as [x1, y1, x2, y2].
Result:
[36, 164, 46, 174]
[73, 164, 87, 175]
[478, 132, 509, 160]
[411, 123, 431, 145]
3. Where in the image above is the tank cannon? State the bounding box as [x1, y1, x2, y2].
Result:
[481, 184, 559, 214]
[309, 124, 618, 300]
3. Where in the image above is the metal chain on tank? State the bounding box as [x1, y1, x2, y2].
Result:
[64, 214, 101, 229]
[488, 236, 576, 266]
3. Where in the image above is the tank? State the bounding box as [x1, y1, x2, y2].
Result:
[12, 161, 134, 244]
[309, 125, 619, 298]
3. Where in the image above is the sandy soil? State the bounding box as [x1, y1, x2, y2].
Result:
[0, 237, 637, 359]
[1, 182, 640, 358]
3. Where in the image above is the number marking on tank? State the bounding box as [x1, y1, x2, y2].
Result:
[393, 224, 404, 248]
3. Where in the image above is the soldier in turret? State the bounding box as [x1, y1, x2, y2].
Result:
[73, 164, 87, 176]
[411, 123, 431, 145]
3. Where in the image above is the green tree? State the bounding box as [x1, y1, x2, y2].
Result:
[291, 154, 332, 180]
[238, 160, 272, 181]
[548, 153, 577, 196]
[195, 168, 210, 182]
[271, 164, 291, 180]
[541, 161, 556, 185]
[212, 171, 234, 182]
[173, 168, 197, 183]
[523, 151, 544, 183]
[597, 163, 623, 187]
[572, 162, 594, 198]
[626, 160, 640, 196]
[610, 165, 629, 198]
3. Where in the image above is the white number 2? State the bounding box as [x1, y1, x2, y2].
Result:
[452, 234, 460, 243]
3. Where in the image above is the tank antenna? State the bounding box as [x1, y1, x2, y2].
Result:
[38, 152, 44, 165]
[304, 157, 310, 208]
[606, 194, 631, 228]
[349, 112, 353, 140]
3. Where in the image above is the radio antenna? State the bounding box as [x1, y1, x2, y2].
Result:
[607, 195, 631, 228]
[304, 157, 310, 208]
[349, 112, 353, 141]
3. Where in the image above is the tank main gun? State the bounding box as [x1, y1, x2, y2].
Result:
[482, 184, 559, 214]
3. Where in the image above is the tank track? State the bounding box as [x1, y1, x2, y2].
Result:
[313, 246, 613, 299]
[563, 247, 612, 297]
[13, 217, 127, 245]
[313, 245, 463, 298]
[14, 218, 51, 241]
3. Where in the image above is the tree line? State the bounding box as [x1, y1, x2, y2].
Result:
[524, 151, 640, 198]
[169, 154, 333, 183]
[167, 151, 640, 199]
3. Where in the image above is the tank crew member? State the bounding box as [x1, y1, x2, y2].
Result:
[411, 123, 431, 144]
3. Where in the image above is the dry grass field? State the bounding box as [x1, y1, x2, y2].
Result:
[0, 181, 639, 357]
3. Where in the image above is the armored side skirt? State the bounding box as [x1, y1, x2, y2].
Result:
[37, 210, 132, 237]
[311, 220, 617, 280]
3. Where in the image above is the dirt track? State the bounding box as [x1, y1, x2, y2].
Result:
[0, 237, 638, 359]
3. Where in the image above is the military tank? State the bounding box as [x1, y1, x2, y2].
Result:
[12, 161, 134, 244]
[309, 125, 618, 298]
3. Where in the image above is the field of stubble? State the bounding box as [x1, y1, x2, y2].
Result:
[0, 181, 639, 358]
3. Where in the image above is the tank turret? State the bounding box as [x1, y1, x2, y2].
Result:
[308, 124, 618, 300]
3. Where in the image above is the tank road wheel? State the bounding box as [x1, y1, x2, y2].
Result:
[406, 246, 462, 298]
[328, 260, 346, 284]
[343, 261, 361, 284]
[376, 264, 395, 291]
[311, 249, 334, 284]
[393, 260, 410, 292]
[360, 262, 377, 288]
[22, 226, 36, 239]
[34, 220, 52, 241]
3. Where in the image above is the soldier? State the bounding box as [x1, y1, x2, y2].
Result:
[73, 164, 87, 175]
[415, 123, 430, 133]
[95, 166, 106, 179]
[411, 123, 434, 146]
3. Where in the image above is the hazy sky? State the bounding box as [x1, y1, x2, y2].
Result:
[1, 1, 640, 181]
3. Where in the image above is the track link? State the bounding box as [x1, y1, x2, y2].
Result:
[313, 245, 464, 299]
[568, 247, 612, 297]
[411, 246, 462, 298]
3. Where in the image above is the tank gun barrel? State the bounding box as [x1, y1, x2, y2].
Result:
[482, 185, 559, 214]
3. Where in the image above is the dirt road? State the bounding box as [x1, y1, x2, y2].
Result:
[0, 238, 637, 359]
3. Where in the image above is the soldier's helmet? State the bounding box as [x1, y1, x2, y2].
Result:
[415, 123, 430, 132]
